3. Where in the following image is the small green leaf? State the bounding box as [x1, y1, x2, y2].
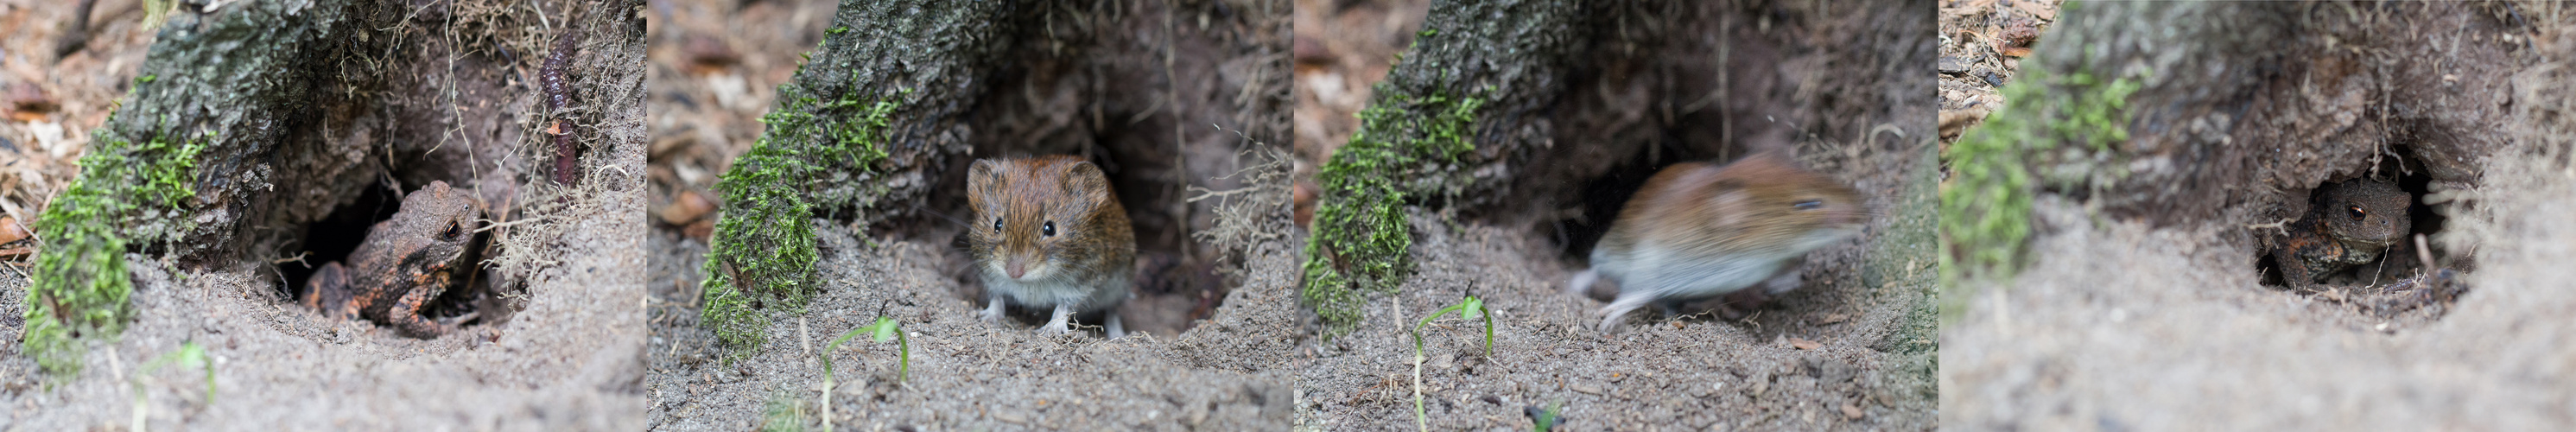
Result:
[870, 316, 898, 343]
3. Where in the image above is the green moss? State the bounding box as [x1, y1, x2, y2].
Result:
[1300, 92, 1483, 340]
[25, 124, 207, 376]
[1938, 55, 2144, 323]
[699, 80, 904, 357]
[758, 388, 810, 432]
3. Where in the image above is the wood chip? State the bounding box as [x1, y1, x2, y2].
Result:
[659, 190, 714, 225]
[1788, 337, 1823, 350]
[1569, 380, 1604, 395]
[0, 217, 26, 244]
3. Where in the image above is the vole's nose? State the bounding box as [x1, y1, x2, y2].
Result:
[1007, 259, 1026, 279]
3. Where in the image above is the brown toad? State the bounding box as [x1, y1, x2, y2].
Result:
[2270, 177, 2410, 289]
[302, 181, 481, 338]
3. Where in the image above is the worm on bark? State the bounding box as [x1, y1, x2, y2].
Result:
[542, 28, 581, 186]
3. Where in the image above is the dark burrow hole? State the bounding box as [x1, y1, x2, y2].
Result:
[277, 179, 501, 334]
[2256, 146, 2467, 317]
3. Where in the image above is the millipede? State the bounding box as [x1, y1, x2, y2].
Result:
[542, 26, 581, 186]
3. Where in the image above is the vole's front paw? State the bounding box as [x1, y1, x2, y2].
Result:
[1039, 319, 1071, 334]
[980, 297, 1005, 323]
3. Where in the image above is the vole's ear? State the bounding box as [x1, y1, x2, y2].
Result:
[1065, 161, 1112, 199]
[969, 159, 1001, 187]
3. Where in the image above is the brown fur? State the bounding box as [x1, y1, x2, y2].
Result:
[966, 156, 1136, 334]
[1575, 152, 1867, 332]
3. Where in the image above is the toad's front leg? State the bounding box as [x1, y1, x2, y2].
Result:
[390, 271, 455, 338]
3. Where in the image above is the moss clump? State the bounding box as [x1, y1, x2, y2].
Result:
[1301, 92, 1483, 340]
[1938, 56, 2143, 322]
[26, 124, 207, 375]
[699, 81, 902, 356]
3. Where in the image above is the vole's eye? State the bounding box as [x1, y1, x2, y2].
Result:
[1792, 200, 1824, 211]
[2347, 206, 2367, 219]
[993, 218, 1003, 232]
[1042, 221, 1056, 238]
[441, 220, 463, 240]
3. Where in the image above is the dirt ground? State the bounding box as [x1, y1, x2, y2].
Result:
[0, 0, 646, 429]
[1941, 2, 2576, 429]
[1936, 0, 2058, 129]
[643, 0, 1302, 429]
[1290, 1, 1939, 430]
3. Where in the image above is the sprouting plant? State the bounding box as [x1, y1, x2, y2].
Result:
[828, 316, 908, 382]
[1409, 295, 1493, 431]
[1526, 401, 1564, 432]
[816, 315, 906, 432]
[130, 340, 213, 432]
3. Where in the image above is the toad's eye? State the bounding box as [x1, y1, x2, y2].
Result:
[993, 218, 1003, 232]
[2347, 206, 2367, 219]
[441, 220, 463, 240]
[1042, 221, 1056, 238]
[1793, 200, 1824, 211]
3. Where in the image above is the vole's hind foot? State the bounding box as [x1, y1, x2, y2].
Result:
[1106, 314, 1126, 340]
[1596, 295, 1655, 334]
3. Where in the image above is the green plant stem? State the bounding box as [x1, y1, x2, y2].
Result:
[1407, 296, 1489, 431]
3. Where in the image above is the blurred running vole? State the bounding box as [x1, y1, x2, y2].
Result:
[1564, 153, 1866, 333]
[2269, 177, 2410, 289]
[967, 156, 1136, 338]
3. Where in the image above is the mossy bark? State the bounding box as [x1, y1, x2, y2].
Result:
[1301, 0, 1596, 339]
[699, 0, 1024, 354]
[1944, 2, 2522, 286]
[23, 0, 635, 376]
[22, 0, 416, 376]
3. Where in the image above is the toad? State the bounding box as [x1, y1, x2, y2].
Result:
[2270, 177, 2410, 289]
[303, 181, 482, 338]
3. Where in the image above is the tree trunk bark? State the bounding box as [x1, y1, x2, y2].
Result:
[23, 0, 643, 375]
[698, 0, 1024, 352]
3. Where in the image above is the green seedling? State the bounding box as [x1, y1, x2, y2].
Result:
[130, 340, 213, 432]
[826, 316, 908, 382]
[1409, 295, 1493, 431]
[1526, 401, 1564, 432]
[817, 316, 906, 432]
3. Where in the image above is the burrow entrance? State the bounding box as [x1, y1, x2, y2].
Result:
[277, 177, 506, 334]
[2249, 144, 2476, 322]
[236, 0, 581, 340]
[2198, 3, 2530, 325]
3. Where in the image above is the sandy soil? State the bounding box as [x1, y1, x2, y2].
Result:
[1940, 2, 2576, 429]
[1936, 0, 2059, 121]
[0, 0, 647, 429]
